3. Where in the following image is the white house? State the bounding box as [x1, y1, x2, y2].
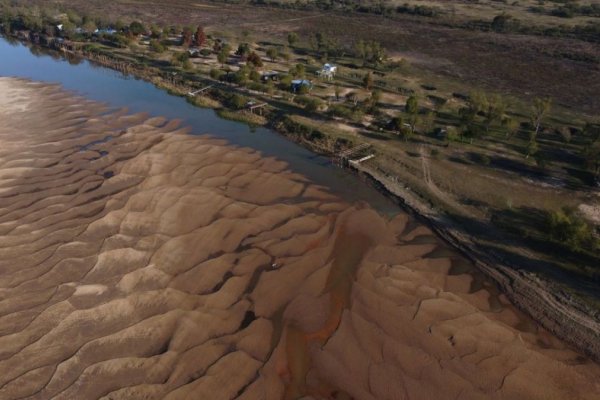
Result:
[316, 63, 337, 81]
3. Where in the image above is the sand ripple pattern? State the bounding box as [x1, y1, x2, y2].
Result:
[0, 78, 598, 400]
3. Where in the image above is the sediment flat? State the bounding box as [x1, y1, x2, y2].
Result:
[0, 77, 598, 399]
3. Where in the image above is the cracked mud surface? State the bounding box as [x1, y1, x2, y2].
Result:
[0, 78, 599, 399]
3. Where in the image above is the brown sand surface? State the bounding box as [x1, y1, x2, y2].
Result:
[0, 77, 598, 399]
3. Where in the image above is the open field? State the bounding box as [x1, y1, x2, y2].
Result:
[1, 77, 600, 400]
[11, 0, 600, 112]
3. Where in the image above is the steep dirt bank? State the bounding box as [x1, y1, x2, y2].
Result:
[350, 161, 600, 362]
[0, 78, 599, 399]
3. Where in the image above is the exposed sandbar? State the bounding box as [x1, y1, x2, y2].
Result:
[0, 77, 598, 399]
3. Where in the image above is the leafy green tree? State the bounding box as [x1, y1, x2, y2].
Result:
[150, 24, 163, 39]
[66, 10, 82, 25]
[483, 94, 507, 133]
[531, 97, 552, 139]
[129, 21, 146, 36]
[491, 13, 520, 33]
[287, 32, 298, 48]
[114, 19, 126, 32]
[389, 116, 404, 135]
[235, 42, 251, 58]
[405, 95, 420, 133]
[405, 95, 419, 115]
[502, 117, 520, 139]
[266, 47, 278, 62]
[365, 90, 381, 114]
[149, 39, 165, 53]
[217, 44, 231, 66]
[548, 207, 597, 252]
[354, 39, 367, 64]
[249, 68, 260, 82]
[61, 20, 76, 36]
[296, 96, 321, 112]
[183, 59, 193, 71]
[421, 111, 436, 134]
[227, 94, 248, 110]
[280, 47, 291, 61]
[247, 51, 263, 67]
[526, 136, 539, 159]
[82, 20, 97, 34]
[291, 63, 305, 78]
[369, 41, 386, 65]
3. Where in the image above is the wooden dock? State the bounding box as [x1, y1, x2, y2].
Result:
[187, 85, 214, 96]
[334, 143, 372, 166]
[247, 103, 268, 115]
[349, 154, 375, 166]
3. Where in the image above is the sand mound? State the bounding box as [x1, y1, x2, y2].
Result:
[0, 77, 598, 399]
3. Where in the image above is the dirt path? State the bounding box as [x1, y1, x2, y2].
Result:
[419, 145, 475, 218]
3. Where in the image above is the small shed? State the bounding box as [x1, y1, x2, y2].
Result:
[261, 71, 280, 82]
[291, 79, 312, 93]
[316, 63, 337, 80]
[188, 48, 201, 57]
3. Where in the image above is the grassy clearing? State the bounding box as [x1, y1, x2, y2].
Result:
[217, 110, 268, 126]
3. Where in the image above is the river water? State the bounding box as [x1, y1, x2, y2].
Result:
[0, 37, 400, 213]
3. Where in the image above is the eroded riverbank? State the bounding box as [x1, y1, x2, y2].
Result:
[0, 78, 599, 399]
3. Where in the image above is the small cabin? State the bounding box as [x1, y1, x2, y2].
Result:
[291, 79, 312, 93]
[316, 63, 337, 80]
[261, 71, 280, 82]
[94, 28, 117, 36]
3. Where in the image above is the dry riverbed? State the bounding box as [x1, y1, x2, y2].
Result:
[0, 77, 599, 399]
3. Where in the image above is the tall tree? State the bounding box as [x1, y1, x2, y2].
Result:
[266, 47, 278, 62]
[531, 97, 552, 139]
[405, 95, 419, 133]
[354, 39, 367, 64]
[129, 21, 145, 36]
[181, 26, 193, 47]
[194, 25, 206, 47]
[502, 117, 520, 139]
[287, 32, 298, 48]
[247, 51, 263, 67]
[483, 94, 507, 133]
[389, 116, 404, 136]
[217, 44, 231, 67]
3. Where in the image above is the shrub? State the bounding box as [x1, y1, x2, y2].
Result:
[247, 51, 263, 67]
[296, 96, 322, 112]
[548, 207, 598, 252]
[491, 14, 520, 33]
[328, 104, 353, 119]
[226, 93, 248, 110]
[149, 39, 165, 53]
[210, 68, 224, 80]
[296, 84, 310, 95]
[129, 21, 145, 36]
